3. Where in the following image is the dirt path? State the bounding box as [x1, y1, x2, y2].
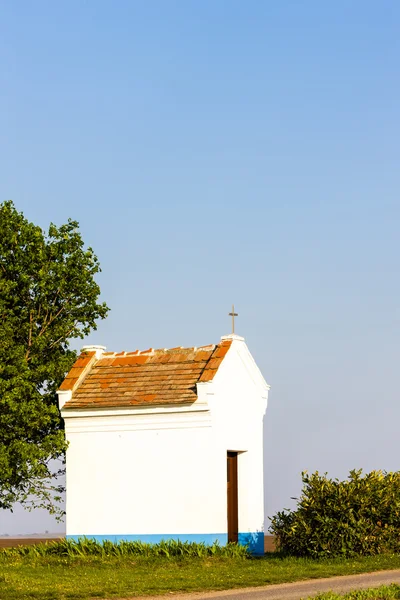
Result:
[123, 569, 400, 600]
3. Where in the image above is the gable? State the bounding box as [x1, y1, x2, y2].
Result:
[59, 340, 232, 410]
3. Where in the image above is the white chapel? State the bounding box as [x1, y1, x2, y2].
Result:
[58, 333, 269, 554]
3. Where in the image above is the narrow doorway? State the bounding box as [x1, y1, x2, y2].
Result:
[227, 451, 238, 543]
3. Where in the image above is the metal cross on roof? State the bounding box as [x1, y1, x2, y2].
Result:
[229, 305, 238, 334]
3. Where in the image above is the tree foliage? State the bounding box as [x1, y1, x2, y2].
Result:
[270, 469, 400, 558]
[0, 200, 109, 517]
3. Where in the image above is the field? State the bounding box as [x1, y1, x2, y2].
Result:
[1, 547, 400, 600]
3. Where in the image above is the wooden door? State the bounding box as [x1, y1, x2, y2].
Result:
[227, 452, 238, 543]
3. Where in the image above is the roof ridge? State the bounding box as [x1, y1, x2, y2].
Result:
[102, 344, 217, 356]
[103, 349, 155, 357]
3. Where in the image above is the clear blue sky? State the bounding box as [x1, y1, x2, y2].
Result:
[1, 1, 400, 534]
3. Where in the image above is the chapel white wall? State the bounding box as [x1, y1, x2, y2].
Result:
[64, 411, 226, 536]
[204, 336, 268, 537]
[62, 337, 269, 540]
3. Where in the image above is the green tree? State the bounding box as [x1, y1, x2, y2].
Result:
[0, 200, 109, 517]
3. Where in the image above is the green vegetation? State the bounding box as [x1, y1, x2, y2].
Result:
[1, 544, 400, 600]
[270, 470, 400, 558]
[2, 537, 249, 559]
[0, 200, 108, 517]
[310, 584, 400, 600]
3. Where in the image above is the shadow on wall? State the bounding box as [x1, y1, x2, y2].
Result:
[263, 405, 269, 533]
[263, 406, 277, 553]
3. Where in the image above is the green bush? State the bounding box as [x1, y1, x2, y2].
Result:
[270, 469, 400, 558]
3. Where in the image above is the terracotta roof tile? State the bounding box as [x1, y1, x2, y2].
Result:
[199, 369, 217, 383]
[212, 344, 231, 359]
[58, 377, 79, 391]
[57, 351, 97, 392]
[73, 353, 96, 368]
[61, 341, 232, 409]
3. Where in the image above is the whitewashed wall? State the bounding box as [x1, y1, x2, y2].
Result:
[61, 335, 269, 553]
[205, 335, 269, 550]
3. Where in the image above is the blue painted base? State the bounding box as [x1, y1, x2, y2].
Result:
[238, 531, 264, 555]
[67, 532, 264, 555]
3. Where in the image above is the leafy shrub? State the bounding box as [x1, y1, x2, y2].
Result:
[270, 469, 400, 558]
[0, 538, 250, 559]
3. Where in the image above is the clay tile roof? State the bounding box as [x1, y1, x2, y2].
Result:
[61, 340, 232, 410]
[58, 351, 97, 392]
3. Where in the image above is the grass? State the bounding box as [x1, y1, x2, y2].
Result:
[1, 541, 400, 600]
[310, 584, 400, 600]
[1, 538, 249, 559]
